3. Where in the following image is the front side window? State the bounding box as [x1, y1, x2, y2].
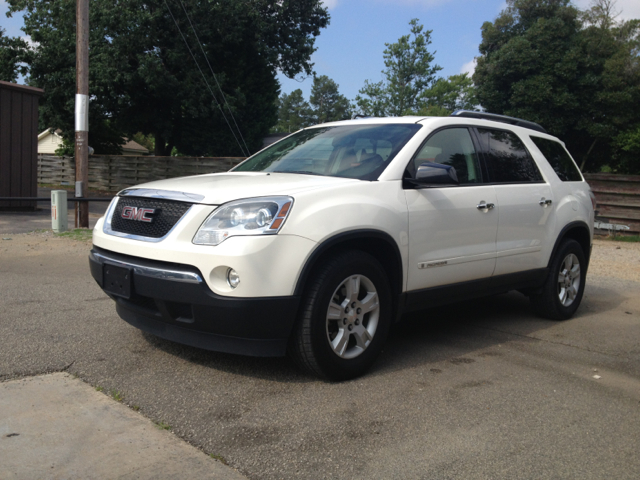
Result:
[234, 124, 422, 181]
[408, 128, 482, 184]
[530, 136, 582, 182]
[476, 128, 543, 183]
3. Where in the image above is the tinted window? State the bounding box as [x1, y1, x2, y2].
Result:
[410, 128, 482, 184]
[530, 136, 582, 182]
[477, 128, 543, 183]
[234, 124, 422, 180]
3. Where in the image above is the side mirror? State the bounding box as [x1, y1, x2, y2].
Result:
[408, 162, 459, 187]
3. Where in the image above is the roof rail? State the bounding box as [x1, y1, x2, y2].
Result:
[450, 110, 547, 134]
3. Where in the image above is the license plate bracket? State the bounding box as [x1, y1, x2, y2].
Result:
[103, 263, 132, 299]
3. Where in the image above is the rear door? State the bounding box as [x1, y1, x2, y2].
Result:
[475, 127, 556, 276]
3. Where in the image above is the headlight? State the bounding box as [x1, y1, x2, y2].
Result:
[193, 196, 293, 246]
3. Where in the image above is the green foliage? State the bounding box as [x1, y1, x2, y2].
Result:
[54, 137, 74, 158]
[354, 80, 388, 117]
[418, 73, 479, 115]
[273, 75, 350, 132]
[310, 75, 351, 124]
[273, 89, 313, 133]
[209, 454, 228, 465]
[131, 133, 155, 153]
[0, 28, 29, 82]
[355, 19, 443, 116]
[110, 390, 124, 402]
[8, 0, 329, 157]
[615, 126, 640, 153]
[474, 0, 640, 173]
[55, 228, 93, 242]
[155, 421, 171, 430]
[612, 124, 640, 172]
[602, 235, 640, 243]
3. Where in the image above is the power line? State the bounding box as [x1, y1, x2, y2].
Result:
[162, 0, 249, 157]
[176, 0, 251, 156]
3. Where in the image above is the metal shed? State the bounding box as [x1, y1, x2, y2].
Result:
[0, 81, 44, 211]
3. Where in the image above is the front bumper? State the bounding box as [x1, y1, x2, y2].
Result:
[89, 247, 300, 356]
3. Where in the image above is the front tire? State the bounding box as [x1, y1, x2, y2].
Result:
[289, 250, 393, 381]
[530, 239, 587, 320]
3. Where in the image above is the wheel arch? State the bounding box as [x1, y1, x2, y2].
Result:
[293, 229, 404, 308]
[548, 221, 592, 269]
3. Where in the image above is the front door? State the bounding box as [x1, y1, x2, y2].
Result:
[404, 127, 498, 291]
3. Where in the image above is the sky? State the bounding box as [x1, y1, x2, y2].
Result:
[277, 0, 640, 100]
[2, 0, 640, 101]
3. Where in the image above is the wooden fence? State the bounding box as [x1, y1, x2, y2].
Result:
[584, 173, 640, 234]
[38, 154, 245, 193]
[36, 157, 639, 234]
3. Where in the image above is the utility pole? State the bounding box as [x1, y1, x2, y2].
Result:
[75, 0, 89, 228]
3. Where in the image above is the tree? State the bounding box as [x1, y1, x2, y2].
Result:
[418, 73, 479, 115]
[273, 89, 313, 133]
[309, 75, 351, 124]
[612, 125, 640, 172]
[355, 19, 442, 116]
[581, 0, 620, 30]
[8, 0, 329, 156]
[0, 28, 29, 83]
[473, 0, 640, 173]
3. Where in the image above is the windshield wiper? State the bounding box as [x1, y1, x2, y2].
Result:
[273, 170, 322, 176]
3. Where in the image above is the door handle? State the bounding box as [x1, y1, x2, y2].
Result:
[477, 202, 495, 211]
[539, 198, 553, 207]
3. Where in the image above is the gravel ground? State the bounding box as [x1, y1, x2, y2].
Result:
[1, 231, 639, 480]
[589, 238, 640, 281]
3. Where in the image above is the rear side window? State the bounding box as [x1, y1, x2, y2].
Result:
[530, 136, 582, 182]
[476, 128, 543, 183]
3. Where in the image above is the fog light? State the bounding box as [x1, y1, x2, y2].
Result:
[227, 268, 240, 288]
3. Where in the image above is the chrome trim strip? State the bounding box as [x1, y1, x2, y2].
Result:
[103, 196, 194, 243]
[496, 246, 542, 258]
[417, 251, 496, 269]
[90, 251, 203, 284]
[119, 188, 205, 203]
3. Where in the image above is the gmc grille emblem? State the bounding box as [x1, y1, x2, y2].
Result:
[121, 206, 157, 223]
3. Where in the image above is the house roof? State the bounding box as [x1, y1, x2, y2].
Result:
[37, 129, 149, 155]
[122, 139, 149, 153]
[37, 129, 62, 141]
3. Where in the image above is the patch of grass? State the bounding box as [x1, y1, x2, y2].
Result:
[56, 228, 93, 242]
[155, 421, 171, 431]
[602, 234, 640, 243]
[132, 405, 140, 411]
[95, 386, 104, 392]
[209, 454, 228, 465]
[110, 390, 124, 402]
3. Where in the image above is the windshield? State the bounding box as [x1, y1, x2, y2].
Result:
[233, 124, 422, 180]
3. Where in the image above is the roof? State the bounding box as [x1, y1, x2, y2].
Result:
[122, 139, 149, 154]
[37, 129, 149, 155]
[0, 81, 44, 96]
[38, 129, 63, 141]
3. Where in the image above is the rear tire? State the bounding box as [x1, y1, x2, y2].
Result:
[289, 250, 392, 381]
[530, 239, 586, 320]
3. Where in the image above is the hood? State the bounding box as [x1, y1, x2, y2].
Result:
[120, 172, 358, 205]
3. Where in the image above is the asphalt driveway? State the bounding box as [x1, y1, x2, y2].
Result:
[1, 231, 639, 479]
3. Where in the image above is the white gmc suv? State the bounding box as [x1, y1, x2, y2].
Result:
[90, 111, 595, 380]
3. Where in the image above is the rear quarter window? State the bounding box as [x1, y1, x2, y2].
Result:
[530, 136, 583, 182]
